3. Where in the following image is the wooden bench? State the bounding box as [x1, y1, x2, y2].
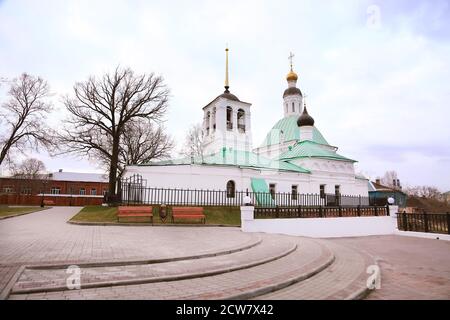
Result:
[118, 206, 153, 224]
[171, 207, 206, 224]
[42, 200, 55, 206]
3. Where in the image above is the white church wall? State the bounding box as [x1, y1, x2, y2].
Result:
[241, 206, 399, 238]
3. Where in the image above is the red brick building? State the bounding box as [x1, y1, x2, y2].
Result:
[0, 170, 109, 206]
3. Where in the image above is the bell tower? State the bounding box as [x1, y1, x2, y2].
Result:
[202, 47, 252, 155]
[283, 52, 303, 117]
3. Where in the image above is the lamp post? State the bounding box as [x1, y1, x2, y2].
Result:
[40, 180, 48, 207]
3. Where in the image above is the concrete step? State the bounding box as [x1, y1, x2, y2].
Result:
[254, 240, 375, 300]
[11, 236, 295, 294]
[8, 235, 335, 300]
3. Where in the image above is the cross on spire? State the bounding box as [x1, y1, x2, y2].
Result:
[288, 52, 295, 71]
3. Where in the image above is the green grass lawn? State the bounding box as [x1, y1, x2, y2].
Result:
[0, 206, 46, 218]
[70, 205, 241, 226]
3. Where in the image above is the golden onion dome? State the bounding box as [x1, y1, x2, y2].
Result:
[286, 70, 298, 81]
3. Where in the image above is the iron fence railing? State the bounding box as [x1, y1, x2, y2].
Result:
[254, 205, 389, 219]
[397, 212, 450, 235]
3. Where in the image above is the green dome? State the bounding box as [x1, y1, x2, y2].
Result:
[259, 115, 329, 148]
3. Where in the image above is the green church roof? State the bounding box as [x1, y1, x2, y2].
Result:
[259, 115, 329, 148]
[140, 148, 310, 174]
[278, 140, 356, 162]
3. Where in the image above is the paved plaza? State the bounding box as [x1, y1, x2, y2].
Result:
[0, 207, 449, 300]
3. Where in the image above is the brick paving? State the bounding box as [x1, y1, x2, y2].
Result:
[12, 236, 295, 293]
[330, 235, 450, 300]
[9, 238, 333, 300]
[255, 240, 372, 300]
[2, 207, 449, 300]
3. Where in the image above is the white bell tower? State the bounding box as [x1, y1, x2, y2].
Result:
[202, 47, 252, 155]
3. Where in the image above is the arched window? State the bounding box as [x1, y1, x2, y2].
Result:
[212, 107, 216, 131]
[292, 102, 295, 112]
[226, 180, 235, 198]
[206, 111, 210, 135]
[237, 109, 245, 133]
[285, 103, 288, 113]
[226, 107, 233, 131]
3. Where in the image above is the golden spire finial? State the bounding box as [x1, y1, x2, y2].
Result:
[225, 45, 230, 92]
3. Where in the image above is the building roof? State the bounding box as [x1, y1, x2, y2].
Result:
[283, 87, 302, 98]
[259, 115, 329, 148]
[278, 140, 356, 162]
[50, 171, 108, 183]
[139, 149, 310, 174]
[368, 181, 407, 195]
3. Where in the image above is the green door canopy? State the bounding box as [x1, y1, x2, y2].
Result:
[251, 178, 275, 206]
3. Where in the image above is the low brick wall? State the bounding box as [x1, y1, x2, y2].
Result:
[0, 194, 103, 206]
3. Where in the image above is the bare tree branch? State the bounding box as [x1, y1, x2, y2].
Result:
[0, 73, 54, 165]
[56, 67, 170, 197]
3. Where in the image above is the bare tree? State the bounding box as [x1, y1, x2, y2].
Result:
[94, 119, 174, 178]
[0, 73, 53, 165]
[380, 170, 398, 187]
[405, 185, 441, 199]
[10, 158, 46, 179]
[180, 123, 205, 162]
[57, 67, 169, 197]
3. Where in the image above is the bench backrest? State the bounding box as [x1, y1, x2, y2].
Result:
[118, 206, 153, 214]
[172, 207, 204, 215]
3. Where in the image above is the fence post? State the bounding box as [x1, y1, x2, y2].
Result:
[447, 213, 450, 235]
[402, 212, 408, 231]
[297, 206, 302, 218]
[423, 211, 429, 233]
[374, 206, 378, 216]
[338, 205, 342, 217]
[357, 205, 361, 217]
[319, 206, 323, 218]
[276, 205, 279, 218]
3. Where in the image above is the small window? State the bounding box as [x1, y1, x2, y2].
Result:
[79, 188, 86, 195]
[269, 183, 276, 200]
[3, 186, 14, 193]
[320, 184, 325, 199]
[292, 102, 295, 112]
[291, 185, 298, 200]
[50, 187, 61, 195]
[226, 180, 235, 198]
[91, 188, 97, 195]
[21, 188, 32, 195]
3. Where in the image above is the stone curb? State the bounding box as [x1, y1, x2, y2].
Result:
[0, 207, 50, 220]
[68, 220, 240, 228]
[11, 243, 297, 295]
[222, 246, 336, 300]
[24, 237, 263, 270]
[0, 265, 25, 300]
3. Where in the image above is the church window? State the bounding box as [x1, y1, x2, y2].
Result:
[212, 107, 216, 130]
[291, 185, 298, 200]
[292, 102, 295, 112]
[226, 180, 235, 198]
[335, 185, 340, 205]
[237, 109, 245, 133]
[285, 103, 288, 113]
[206, 111, 210, 135]
[320, 184, 325, 199]
[269, 183, 276, 200]
[226, 107, 233, 131]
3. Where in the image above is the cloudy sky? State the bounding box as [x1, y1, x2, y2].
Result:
[0, 0, 449, 190]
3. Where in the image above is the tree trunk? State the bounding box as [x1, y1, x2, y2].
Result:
[108, 136, 120, 201]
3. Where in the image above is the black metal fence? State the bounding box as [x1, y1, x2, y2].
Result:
[117, 174, 371, 207]
[397, 212, 450, 235]
[254, 205, 389, 219]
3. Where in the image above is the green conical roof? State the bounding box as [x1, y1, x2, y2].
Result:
[278, 140, 356, 162]
[259, 115, 329, 148]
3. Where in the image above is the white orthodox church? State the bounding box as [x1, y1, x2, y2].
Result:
[123, 50, 369, 205]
